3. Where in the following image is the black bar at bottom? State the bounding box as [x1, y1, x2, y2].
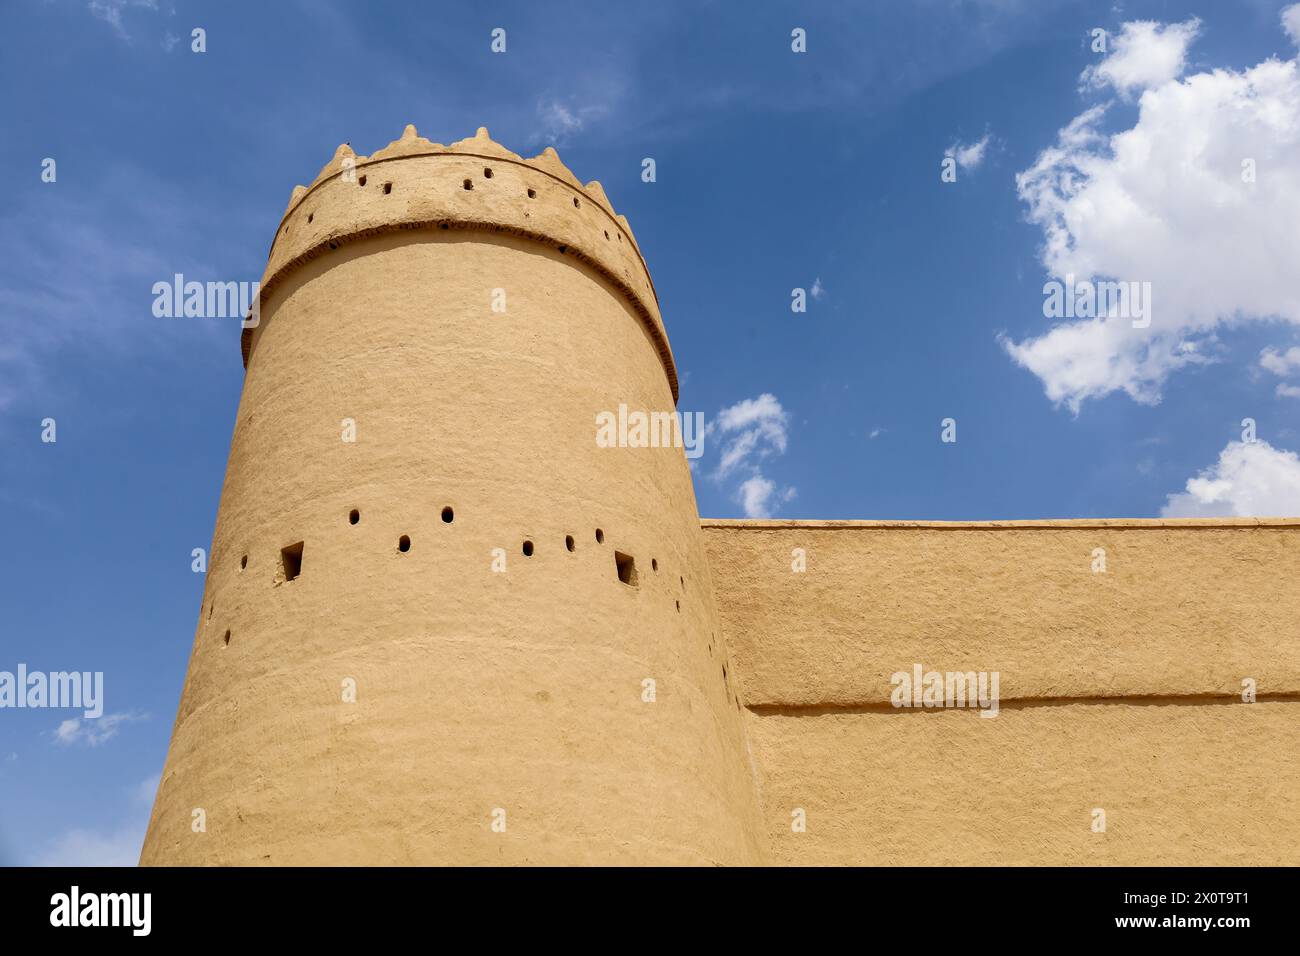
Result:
[0, 866, 1278, 941]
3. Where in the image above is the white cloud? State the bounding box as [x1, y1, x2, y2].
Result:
[87, 0, 159, 39]
[945, 133, 991, 171]
[1161, 440, 1300, 516]
[1283, 4, 1300, 48]
[54, 712, 145, 747]
[737, 476, 776, 518]
[711, 393, 789, 477]
[811, 277, 825, 300]
[1081, 19, 1201, 97]
[1001, 315, 1211, 412]
[708, 394, 795, 517]
[1260, 346, 1300, 376]
[1006, 21, 1300, 411]
[534, 97, 614, 145]
[1261, 345, 1300, 396]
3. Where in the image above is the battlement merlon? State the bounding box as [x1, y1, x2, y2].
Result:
[240, 125, 677, 402]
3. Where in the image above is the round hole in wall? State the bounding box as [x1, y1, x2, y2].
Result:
[527, 188, 537, 199]
[307, 213, 314, 223]
[349, 509, 360, 525]
[484, 167, 493, 178]
[595, 528, 604, 544]
[557, 244, 567, 254]
[441, 506, 454, 524]
[463, 179, 473, 190]
[223, 629, 231, 646]
[358, 175, 367, 187]
[383, 182, 392, 195]
[398, 535, 411, 553]
[439, 221, 449, 229]
[573, 197, 580, 208]
[675, 600, 680, 613]
[565, 535, 575, 552]
[604, 230, 610, 240]
[522, 540, 534, 557]
[240, 555, 248, 570]
[680, 576, 685, 591]
[651, 558, 658, 572]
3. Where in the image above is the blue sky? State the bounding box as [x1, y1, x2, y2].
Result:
[2, 0, 1299, 864]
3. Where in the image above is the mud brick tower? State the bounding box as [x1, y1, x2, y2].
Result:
[140, 126, 764, 865]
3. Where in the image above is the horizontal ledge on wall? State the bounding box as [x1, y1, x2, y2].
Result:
[746, 692, 1300, 716]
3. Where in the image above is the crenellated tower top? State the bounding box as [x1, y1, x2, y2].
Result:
[243, 125, 677, 401]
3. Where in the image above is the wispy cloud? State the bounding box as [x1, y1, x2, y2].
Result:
[1260, 346, 1300, 376]
[87, 0, 160, 40]
[708, 394, 796, 517]
[1286, 4, 1300, 49]
[945, 133, 992, 171]
[54, 711, 146, 747]
[533, 96, 615, 146]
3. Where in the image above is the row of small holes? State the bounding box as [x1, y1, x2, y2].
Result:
[222, 515, 680, 641]
[296, 170, 623, 245]
[298, 180, 392, 230]
[379, 520, 665, 595]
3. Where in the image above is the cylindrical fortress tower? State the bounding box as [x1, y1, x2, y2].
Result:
[141, 126, 765, 865]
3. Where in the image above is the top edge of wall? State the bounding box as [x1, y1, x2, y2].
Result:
[700, 517, 1300, 529]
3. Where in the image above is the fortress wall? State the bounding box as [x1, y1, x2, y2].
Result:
[702, 520, 1300, 705]
[702, 520, 1300, 865]
[141, 135, 765, 866]
[747, 700, 1298, 865]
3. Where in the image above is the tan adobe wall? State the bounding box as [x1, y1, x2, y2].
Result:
[702, 519, 1300, 865]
